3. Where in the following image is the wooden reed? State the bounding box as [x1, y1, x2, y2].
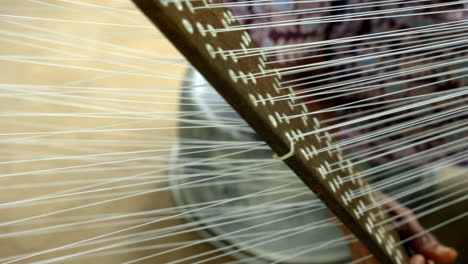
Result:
[131, 1, 409, 263]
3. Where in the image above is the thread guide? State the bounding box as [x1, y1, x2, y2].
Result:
[131, 1, 408, 263]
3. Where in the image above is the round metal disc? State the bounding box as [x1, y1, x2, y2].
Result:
[168, 69, 351, 264]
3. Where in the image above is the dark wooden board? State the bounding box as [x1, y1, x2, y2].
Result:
[131, 1, 408, 263]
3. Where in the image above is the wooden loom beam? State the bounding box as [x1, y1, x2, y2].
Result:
[131, 1, 408, 263]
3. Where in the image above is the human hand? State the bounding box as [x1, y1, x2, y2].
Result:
[338, 192, 458, 264]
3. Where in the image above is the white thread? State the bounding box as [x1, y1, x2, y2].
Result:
[385, 244, 393, 255]
[312, 117, 321, 128]
[258, 62, 265, 73]
[181, 19, 193, 34]
[301, 111, 309, 126]
[358, 200, 366, 210]
[316, 167, 325, 180]
[241, 34, 249, 46]
[287, 101, 295, 111]
[333, 178, 341, 189]
[337, 153, 344, 163]
[205, 44, 215, 59]
[217, 47, 227, 61]
[221, 19, 229, 29]
[258, 54, 266, 68]
[174, 0, 183, 11]
[324, 132, 332, 143]
[184, 0, 194, 13]
[272, 80, 281, 94]
[316, 165, 326, 179]
[378, 228, 385, 241]
[367, 217, 374, 229]
[249, 72, 257, 84]
[240, 42, 248, 52]
[369, 212, 376, 222]
[314, 133, 322, 143]
[311, 145, 318, 156]
[341, 195, 349, 206]
[319, 164, 327, 176]
[226, 10, 235, 23]
[268, 115, 278, 128]
[353, 209, 361, 219]
[206, 24, 216, 37]
[345, 190, 353, 204]
[238, 70, 248, 84]
[337, 176, 344, 185]
[376, 232, 383, 245]
[396, 250, 403, 261]
[242, 31, 252, 45]
[273, 140, 296, 161]
[228, 50, 238, 62]
[303, 146, 312, 158]
[266, 93, 274, 105]
[296, 129, 304, 140]
[228, 69, 237, 83]
[196, 22, 206, 37]
[283, 113, 291, 124]
[275, 112, 283, 123]
[222, 12, 230, 23]
[248, 93, 258, 106]
[257, 94, 267, 105]
[290, 129, 298, 140]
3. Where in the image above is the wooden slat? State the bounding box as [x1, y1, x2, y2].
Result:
[131, 1, 407, 263]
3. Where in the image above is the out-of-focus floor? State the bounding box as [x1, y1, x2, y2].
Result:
[0, 1, 232, 263]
